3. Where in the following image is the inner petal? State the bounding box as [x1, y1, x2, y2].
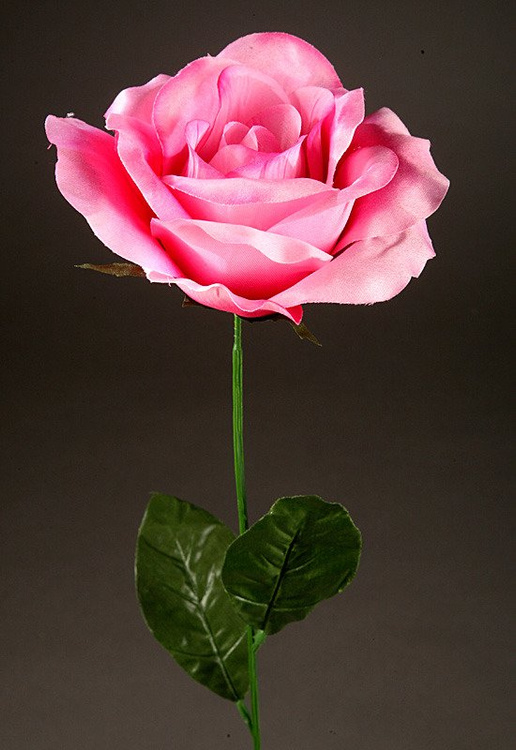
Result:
[289, 85, 335, 134]
[241, 125, 279, 152]
[249, 103, 302, 150]
[229, 137, 307, 180]
[221, 121, 250, 147]
[182, 119, 222, 178]
[209, 143, 259, 175]
[199, 64, 288, 160]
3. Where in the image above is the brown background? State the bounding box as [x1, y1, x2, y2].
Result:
[1, 1, 513, 748]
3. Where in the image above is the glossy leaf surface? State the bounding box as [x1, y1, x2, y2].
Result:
[136, 493, 249, 701]
[222, 495, 361, 635]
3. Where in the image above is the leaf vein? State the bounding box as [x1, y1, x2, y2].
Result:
[175, 539, 241, 701]
[262, 528, 301, 630]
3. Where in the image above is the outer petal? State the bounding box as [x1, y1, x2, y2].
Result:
[146, 272, 303, 323]
[271, 222, 436, 307]
[150, 218, 331, 298]
[270, 192, 353, 253]
[104, 73, 170, 124]
[45, 115, 181, 277]
[217, 32, 342, 93]
[106, 113, 190, 220]
[163, 175, 334, 229]
[340, 108, 450, 242]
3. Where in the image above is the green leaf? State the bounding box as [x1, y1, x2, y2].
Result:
[76, 262, 146, 277]
[222, 495, 361, 635]
[135, 493, 249, 701]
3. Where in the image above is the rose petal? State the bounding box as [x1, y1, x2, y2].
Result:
[218, 122, 279, 152]
[185, 119, 211, 149]
[289, 86, 335, 134]
[336, 144, 399, 192]
[367, 107, 411, 136]
[269, 192, 353, 253]
[326, 88, 365, 185]
[163, 175, 334, 229]
[151, 218, 331, 298]
[153, 56, 228, 170]
[106, 113, 190, 220]
[217, 32, 342, 93]
[146, 271, 303, 323]
[271, 222, 436, 307]
[264, 145, 398, 251]
[199, 65, 288, 160]
[45, 116, 181, 277]
[274, 198, 353, 253]
[241, 125, 279, 152]
[104, 74, 170, 123]
[209, 143, 258, 174]
[340, 108, 450, 242]
[183, 121, 222, 178]
[221, 121, 251, 147]
[248, 103, 302, 150]
[184, 147, 223, 178]
[229, 137, 306, 180]
[305, 117, 328, 182]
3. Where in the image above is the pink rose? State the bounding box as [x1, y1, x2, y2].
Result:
[46, 32, 449, 323]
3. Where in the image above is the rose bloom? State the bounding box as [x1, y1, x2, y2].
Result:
[46, 33, 449, 323]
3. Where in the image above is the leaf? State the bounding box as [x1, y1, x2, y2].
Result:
[222, 495, 361, 635]
[76, 262, 146, 277]
[135, 493, 249, 701]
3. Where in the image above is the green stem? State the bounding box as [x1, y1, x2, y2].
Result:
[232, 315, 261, 750]
[232, 315, 248, 536]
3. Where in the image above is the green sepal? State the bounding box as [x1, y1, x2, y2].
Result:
[222, 495, 361, 635]
[289, 321, 322, 346]
[135, 493, 249, 701]
[76, 262, 146, 277]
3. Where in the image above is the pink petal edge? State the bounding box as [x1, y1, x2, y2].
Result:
[271, 222, 436, 307]
[217, 32, 343, 93]
[45, 115, 181, 277]
[146, 271, 304, 323]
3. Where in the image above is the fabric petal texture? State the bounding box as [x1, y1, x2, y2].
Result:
[104, 74, 171, 124]
[271, 222, 436, 307]
[340, 108, 450, 243]
[162, 176, 335, 230]
[45, 115, 180, 277]
[217, 32, 342, 93]
[47, 32, 449, 321]
[151, 218, 330, 299]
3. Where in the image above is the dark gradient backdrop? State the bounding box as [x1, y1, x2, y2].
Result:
[2, 1, 513, 748]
